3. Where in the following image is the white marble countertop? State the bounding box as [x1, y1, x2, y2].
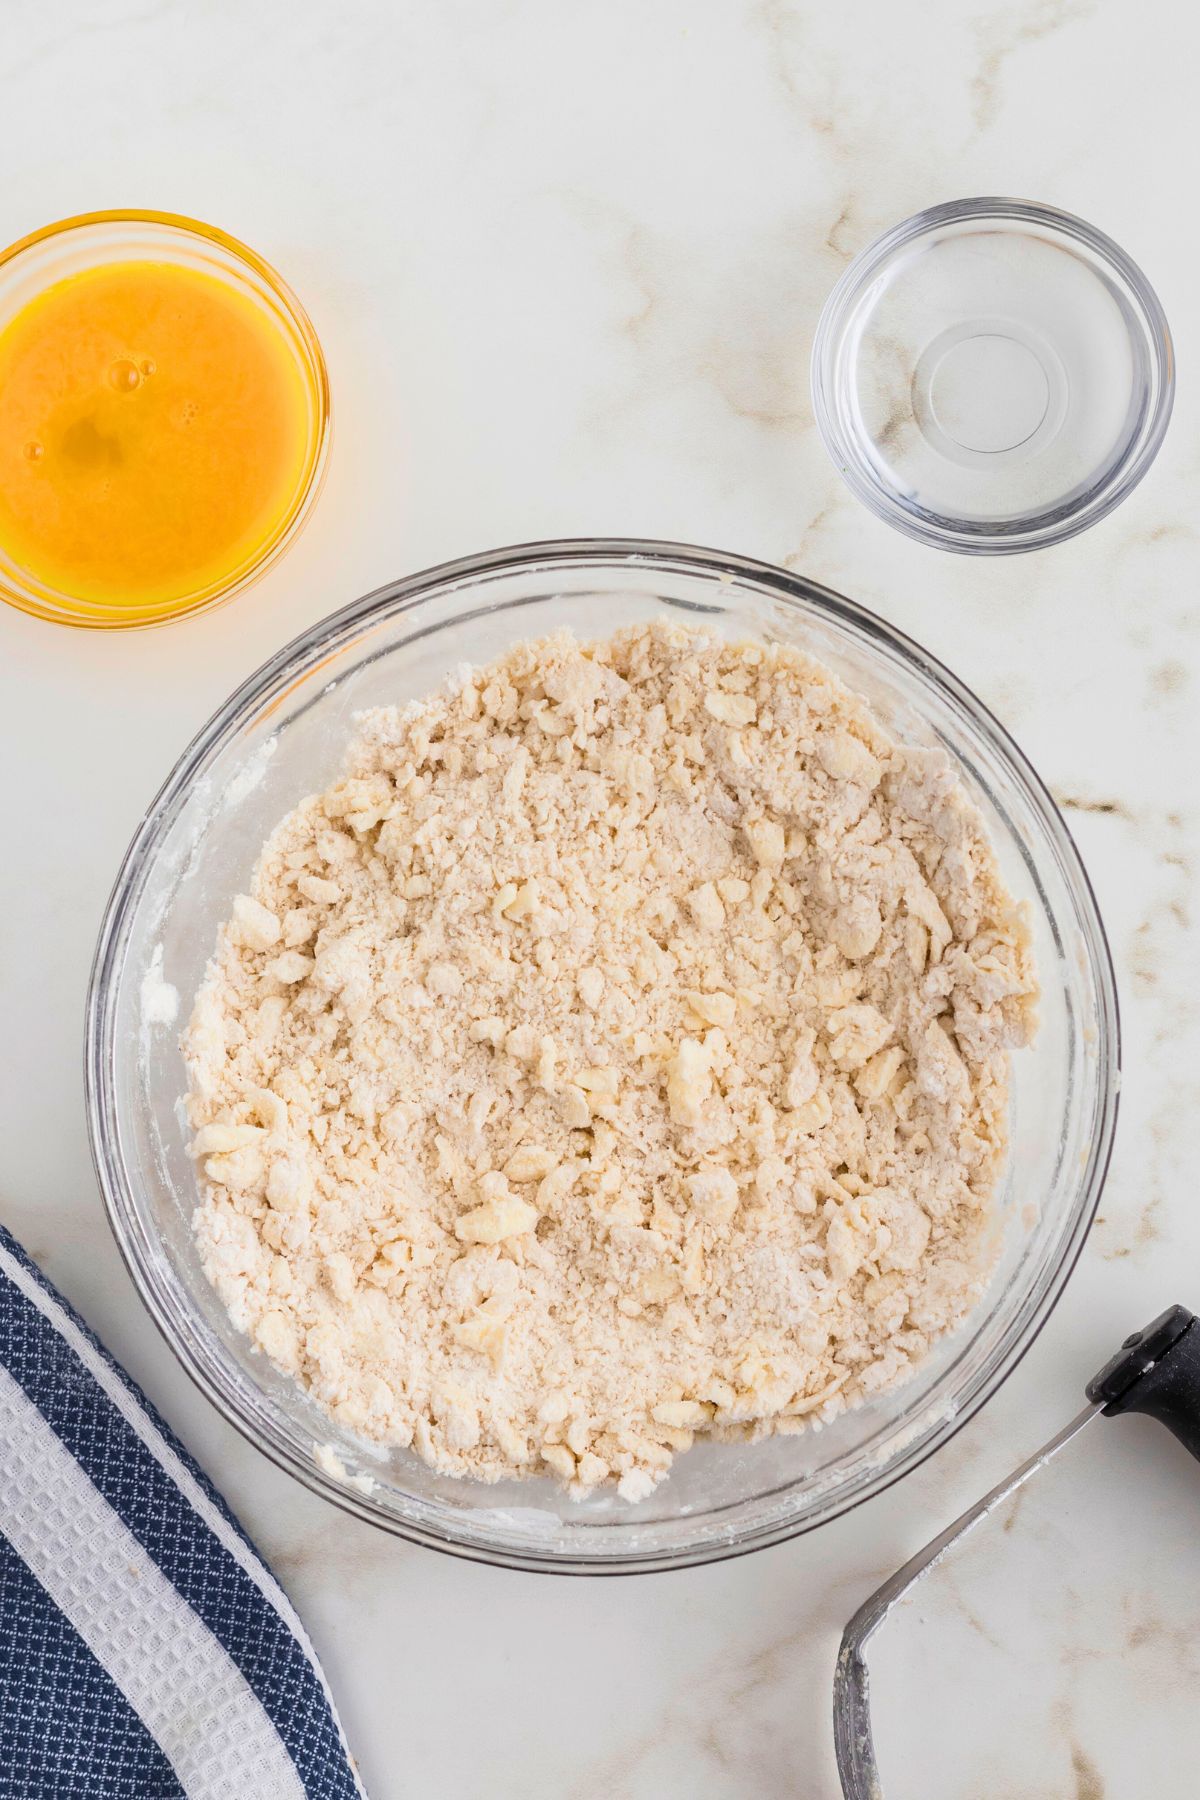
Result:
[2, 2, 1198, 1793]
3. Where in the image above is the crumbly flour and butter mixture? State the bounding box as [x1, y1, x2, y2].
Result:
[185, 622, 1037, 1502]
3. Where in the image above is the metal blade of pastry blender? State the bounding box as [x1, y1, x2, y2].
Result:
[833, 1303, 1200, 1800]
[832, 1404, 1098, 1800]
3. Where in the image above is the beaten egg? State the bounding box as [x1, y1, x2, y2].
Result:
[0, 235, 326, 624]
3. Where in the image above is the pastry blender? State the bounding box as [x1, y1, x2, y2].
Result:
[834, 1305, 1200, 1798]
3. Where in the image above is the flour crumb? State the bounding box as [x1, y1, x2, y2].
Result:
[314, 1442, 377, 1496]
[185, 623, 1037, 1501]
[140, 944, 179, 1026]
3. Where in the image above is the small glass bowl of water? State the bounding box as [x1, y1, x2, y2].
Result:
[812, 198, 1173, 555]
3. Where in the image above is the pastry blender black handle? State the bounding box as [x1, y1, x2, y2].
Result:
[1087, 1304, 1200, 1463]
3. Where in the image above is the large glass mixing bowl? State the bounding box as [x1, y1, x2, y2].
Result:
[86, 540, 1119, 1573]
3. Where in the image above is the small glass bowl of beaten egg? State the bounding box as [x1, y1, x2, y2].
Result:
[0, 210, 330, 627]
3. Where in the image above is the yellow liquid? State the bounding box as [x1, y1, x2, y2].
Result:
[0, 260, 314, 619]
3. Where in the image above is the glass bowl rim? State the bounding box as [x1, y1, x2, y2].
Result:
[811, 195, 1175, 556]
[0, 207, 331, 629]
[84, 536, 1122, 1573]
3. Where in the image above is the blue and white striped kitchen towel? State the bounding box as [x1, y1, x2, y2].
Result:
[0, 1224, 368, 1800]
